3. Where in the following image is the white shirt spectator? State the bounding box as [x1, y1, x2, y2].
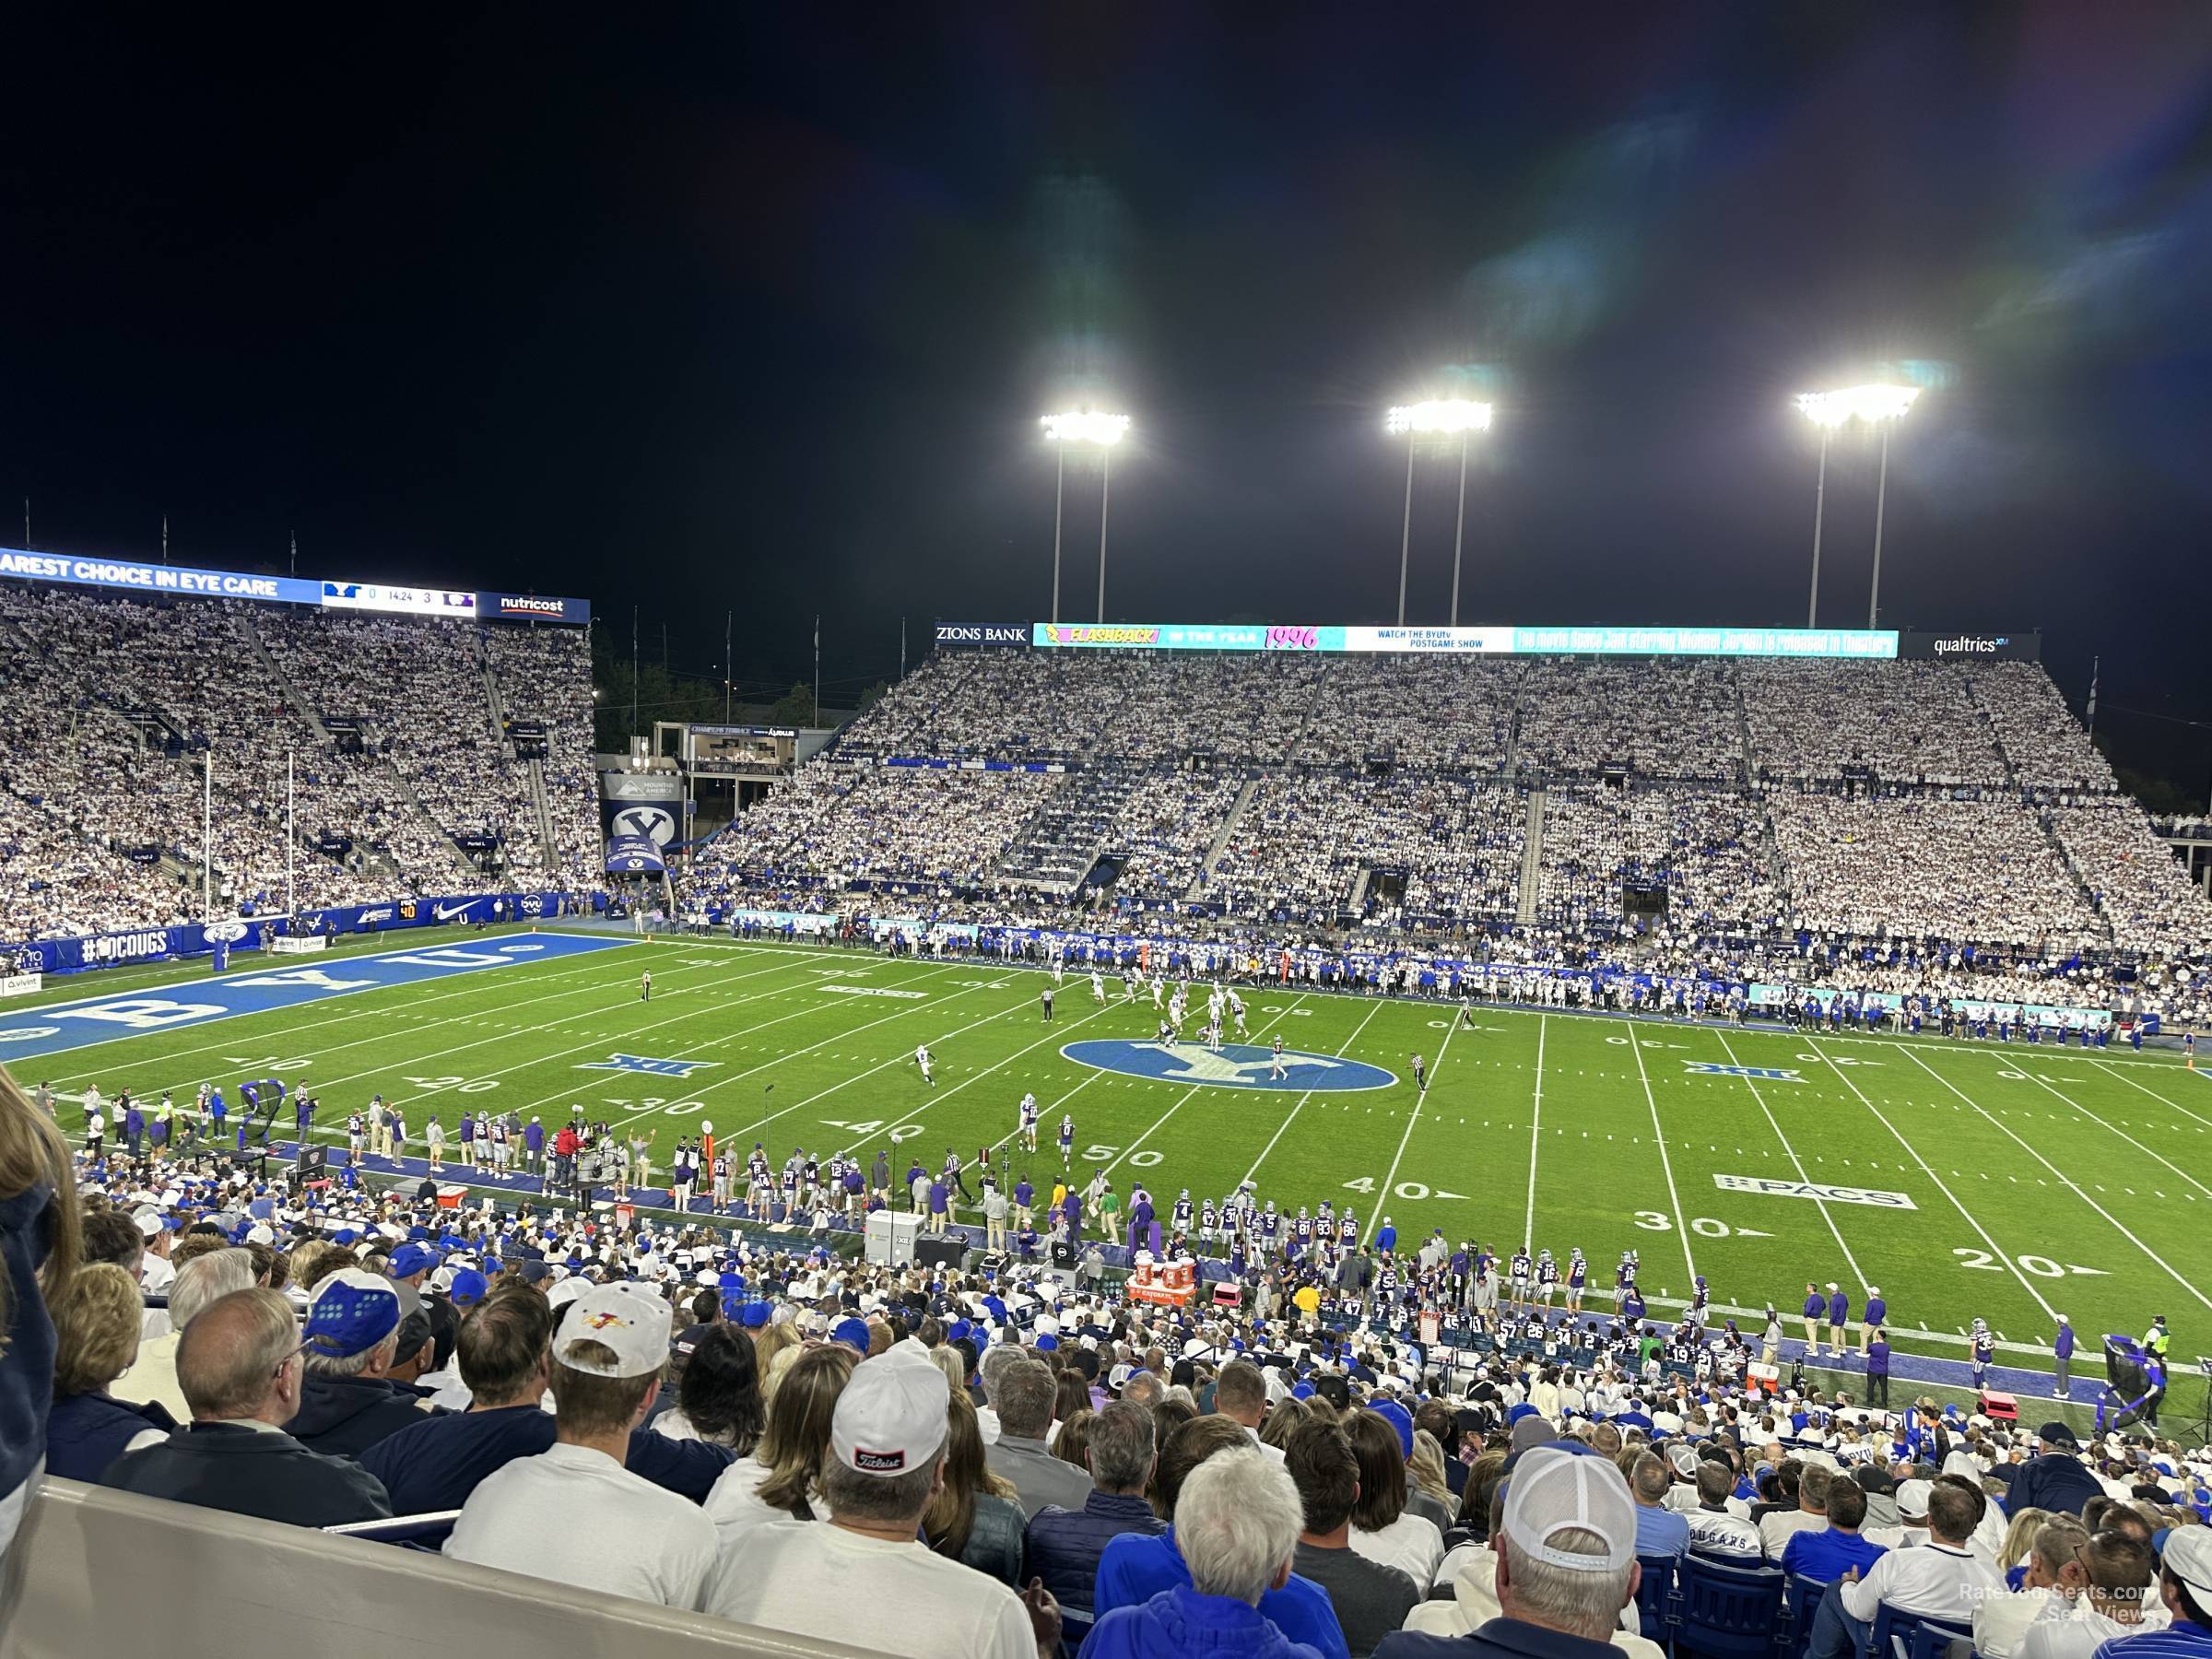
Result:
[444, 1441, 717, 1609]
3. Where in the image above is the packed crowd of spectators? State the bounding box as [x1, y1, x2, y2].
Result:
[0, 583, 604, 946]
[1767, 792, 2103, 949]
[1972, 664, 2118, 795]
[1535, 787, 1781, 934]
[700, 764, 1063, 896]
[1743, 661, 2009, 787]
[18, 1113, 2209, 1657]
[1515, 660, 1745, 781]
[2053, 804, 2212, 959]
[1109, 769, 1249, 902]
[1206, 774, 1526, 927]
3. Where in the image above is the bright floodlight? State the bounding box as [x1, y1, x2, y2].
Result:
[1386, 398, 1494, 435]
[1794, 384, 1920, 428]
[1041, 410, 1130, 445]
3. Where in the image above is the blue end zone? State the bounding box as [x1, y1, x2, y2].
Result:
[1060, 1039, 1398, 1091]
[0, 933, 635, 1064]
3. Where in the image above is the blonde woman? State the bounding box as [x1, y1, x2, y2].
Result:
[1409, 1427, 1454, 1510]
[0, 1067, 82, 1556]
[924, 1387, 1024, 1585]
[703, 1342, 855, 1547]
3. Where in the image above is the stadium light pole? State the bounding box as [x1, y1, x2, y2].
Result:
[1040, 410, 1130, 623]
[1794, 384, 1920, 629]
[1385, 399, 1493, 627]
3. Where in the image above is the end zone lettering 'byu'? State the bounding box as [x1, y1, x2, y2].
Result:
[0, 933, 634, 1063]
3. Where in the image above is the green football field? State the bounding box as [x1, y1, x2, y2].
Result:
[12, 925, 2208, 1430]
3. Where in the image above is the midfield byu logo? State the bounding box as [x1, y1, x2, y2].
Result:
[1685, 1062, 1802, 1082]
[579, 1054, 715, 1078]
[1060, 1040, 1396, 1092]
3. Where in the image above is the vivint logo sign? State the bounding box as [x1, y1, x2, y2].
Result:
[1931, 635, 2007, 655]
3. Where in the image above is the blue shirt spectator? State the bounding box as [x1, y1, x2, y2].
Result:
[1095, 1527, 1350, 1659]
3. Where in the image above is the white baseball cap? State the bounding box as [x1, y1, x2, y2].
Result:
[2164, 1528, 2212, 1601]
[1502, 1446, 1636, 1572]
[556, 1284, 672, 1380]
[830, 1341, 948, 1478]
[1895, 1478, 1934, 1519]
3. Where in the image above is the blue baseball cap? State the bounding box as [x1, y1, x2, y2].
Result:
[303, 1270, 402, 1359]
[720, 1287, 749, 1322]
[830, 1317, 871, 1353]
[1034, 1333, 1059, 1352]
[740, 1300, 773, 1329]
[448, 1268, 489, 1308]
[330, 1228, 360, 1247]
[389, 1243, 438, 1278]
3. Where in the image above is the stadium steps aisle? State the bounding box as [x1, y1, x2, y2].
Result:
[2035, 806, 2116, 941]
[1187, 775, 1259, 897]
[1515, 790, 1545, 924]
[235, 608, 333, 744]
[1733, 674, 1756, 779]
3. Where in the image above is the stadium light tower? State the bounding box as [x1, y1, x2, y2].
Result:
[1385, 399, 1493, 627]
[1794, 383, 1920, 629]
[1041, 410, 1131, 623]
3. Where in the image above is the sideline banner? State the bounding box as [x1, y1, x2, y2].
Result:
[20, 892, 571, 976]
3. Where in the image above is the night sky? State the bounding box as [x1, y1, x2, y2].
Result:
[6, 8, 2211, 789]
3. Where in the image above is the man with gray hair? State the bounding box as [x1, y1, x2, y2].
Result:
[1375, 1446, 1644, 1659]
[987, 1357, 1093, 1517]
[705, 1340, 1055, 1656]
[1085, 1449, 1319, 1659]
[124, 1247, 260, 1418]
[1121, 1367, 1167, 1410]
[287, 1269, 434, 1457]
[976, 1341, 1026, 1444]
[1025, 1400, 1167, 1643]
[103, 1288, 392, 1527]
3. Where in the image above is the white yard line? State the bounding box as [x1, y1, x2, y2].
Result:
[279, 952, 919, 1111]
[827, 1001, 1125, 1159]
[1714, 1030, 1868, 1291]
[1628, 1016, 1698, 1285]
[504, 959, 971, 1132]
[38, 941, 694, 1085]
[1805, 1041, 2058, 1320]
[1522, 1014, 1547, 1252]
[2088, 1057, 2212, 1134]
[1994, 1063, 2212, 1197]
[1887, 1042, 2212, 1314]
[1241, 999, 1388, 1188]
[1368, 1007, 1458, 1243]
[1092, 996, 1312, 1182]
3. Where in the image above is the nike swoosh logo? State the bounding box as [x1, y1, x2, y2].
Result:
[433, 901, 475, 921]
